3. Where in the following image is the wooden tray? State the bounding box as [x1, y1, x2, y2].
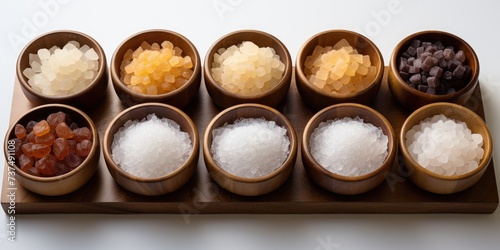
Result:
[2, 69, 498, 214]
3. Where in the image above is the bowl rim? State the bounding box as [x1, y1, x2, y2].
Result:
[110, 29, 201, 99]
[295, 29, 385, 99]
[389, 30, 480, 100]
[16, 29, 107, 100]
[302, 103, 396, 181]
[3, 103, 100, 182]
[399, 102, 492, 181]
[203, 29, 293, 100]
[203, 103, 298, 183]
[102, 102, 200, 183]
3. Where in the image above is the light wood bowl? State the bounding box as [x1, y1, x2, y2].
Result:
[103, 103, 199, 196]
[110, 29, 201, 108]
[16, 30, 108, 109]
[302, 103, 397, 195]
[400, 102, 492, 194]
[3, 104, 100, 196]
[295, 30, 384, 110]
[203, 30, 293, 109]
[203, 103, 297, 196]
[388, 30, 480, 111]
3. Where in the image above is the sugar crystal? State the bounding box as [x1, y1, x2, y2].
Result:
[309, 117, 388, 176]
[211, 118, 290, 178]
[111, 114, 192, 178]
[405, 114, 484, 176]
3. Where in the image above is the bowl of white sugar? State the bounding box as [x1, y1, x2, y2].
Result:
[16, 30, 108, 109]
[400, 102, 492, 194]
[203, 30, 293, 109]
[302, 103, 397, 195]
[203, 103, 297, 196]
[103, 103, 199, 196]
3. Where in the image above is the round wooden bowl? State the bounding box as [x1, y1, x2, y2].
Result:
[388, 30, 480, 111]
[110, 29, 201, 108]
[3, 104, 100, 196]
[400, 102, 492, 194]
[103, 103, 199, 196]
[302, 103, 396, 195]
[295, 30, 384, 110]
[16, 30, 108, 109]
[203, 30, 293, 109]
[203, 104, 297, 196]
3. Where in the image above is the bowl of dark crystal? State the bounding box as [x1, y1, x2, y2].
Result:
[388, 30, 479, 111]
[3, 104, 100, 196]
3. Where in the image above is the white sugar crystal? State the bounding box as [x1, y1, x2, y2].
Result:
[310, 116, 389, 176]
[211, 117, 290, 178]
[111, 114, 192, 178]
[405, 114, 484, 176]
[23, 41, 99, 96]
[37, 48, 50, 60]
[84, 48, 99, 60]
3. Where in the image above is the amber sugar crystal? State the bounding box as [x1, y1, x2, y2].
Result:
[120, 41, 194, 95]
[13, 112, 93, 177]
[304, 39, 377, 95]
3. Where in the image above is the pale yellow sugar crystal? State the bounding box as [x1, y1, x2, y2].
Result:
[210, 41, 285, 96]
[304, 39, 377, 95]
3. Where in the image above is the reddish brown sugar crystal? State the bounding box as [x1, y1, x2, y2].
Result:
[14, 111, 93, 177]
[54, 161, 70, 176]
[34, 132, 55, 145]
[15, 124, 27, 139]
[65, 153, 83, 169]
[26, 120, 37, 133]
[22, 143, 35, 158]
[32, 143, 52, 158]
[73, 127, 92, 142]
[33, 120, 50, 136]
[55, 122, 74, 139]
[35, 155, 57, 176]
[76, 140, 92, 157]
[53, 138, 70, 161]
[47, 111, 67, 128]
[19, 154, 34, 172]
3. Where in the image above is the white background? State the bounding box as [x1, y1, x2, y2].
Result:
[1, 0, 500, 249]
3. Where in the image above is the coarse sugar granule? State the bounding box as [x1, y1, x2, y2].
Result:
[310, 116, 388, 176]
[111, 114, 192, 178]
[211, 117, 290, 178]
[405, 114, 483, 176]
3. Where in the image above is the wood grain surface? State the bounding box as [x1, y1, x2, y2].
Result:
[2, 69, 498, 213]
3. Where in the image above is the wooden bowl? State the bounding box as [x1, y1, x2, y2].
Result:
[16, 30, 108, 109]
[388, 30, 480, 111]
[203, 103, 297, 196]
[295, 30, 384, 110]
[302, 103, 397, 195]
[399, 102, 492, 194]
[103, 103, 199, 196]
[110, 29, 201, 108]
[203, 30, 293, 109]
[3, 104, 100, 196]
